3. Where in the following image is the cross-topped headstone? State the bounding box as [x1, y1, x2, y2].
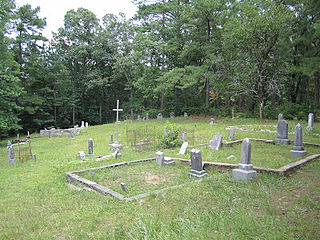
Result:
[113, 100, 123, 143]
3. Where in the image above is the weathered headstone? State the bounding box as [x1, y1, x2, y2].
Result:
[77, 151, 85, 159]
[232, 138, 257, 181]
[121, 182, 129, 193]
[184, 112, 188, 118]
[209, 118, 215, 125]
[146, 113, 149, 120]
[306, 113, 314, 131]
[228, 129, 235, 140]
[81, 121, 85, 128]
[189, 149, 207, 178]
[70, 130, 74, 139]
[48, 129, 52, 139]
[156, 151, 164, 166]
[290, 123, 307, 158]
[163, 129, 169, 135]
[164, 156, 175, 165]
[33, 154, 37, 162]
[157, 113, 163, 120]
[109, 134, 114, 144]
[85, 122, 89, 128]
[232, 107, 235, 119]
[137, 115, 141, 121]
[181, 131, 187, 140]
[7, 141, 16, 164]
[209, 132, 223, 150]
[278, 113, 283, 121]
[275, 119, 290, 145]
[179, 141, 189, 155]
[88, 138, 94, 157]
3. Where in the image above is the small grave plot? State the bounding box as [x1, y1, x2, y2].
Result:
[68, 159, 205, 201]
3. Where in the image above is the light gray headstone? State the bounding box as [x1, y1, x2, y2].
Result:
[291, 123, 307, 157]
[189, 149, 207, 178]
[209, 132, 223, 150]
[181, 131, 187, 140]
[232, 107, 235, 119]
[81, 121, 85, 128]
[146, 113, 149, 120]
[278, 113, 284, 122]
[306, 113, 314, 131]
[156, 151, 164, 166]
[275, 119, 290, 145]
[228, 129, 235, 140]
[209, 118, 215, 125]
[77, 151, 85, 159]
[157, 113, 163, 120]
[137, 115, 140, 121]
[179, 141, 188, 155]
[184, 112, 188, 118]
[48, 130, 52, 139]
[241, 138, 251, 165]
[70, 130, 74, 139]
[85, 122, 88, 128]
[88, 138, 94, 157]
[7, 141, 16, 164]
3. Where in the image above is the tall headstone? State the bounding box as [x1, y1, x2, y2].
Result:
[157, 113, 163, 120]
[48, 129, 52, 140]
[7, 141, 16, 164]
[179, 141, 189, 155]
[85, 122, 89, 128]
[232, 138, 257, 181]
[88, 138, 94, 157]
[145, 113, 149, 120]
[163, 129, 169, 135]
[189, 149, 207, 178]
[81, 121, 85, 128]
[156, 151, 164, 166]
[306, 113, 314, 131]
[232, 107, 235, 119]
[290, 123, 307, 158]
[275, 118, 290, 145]
[228, 129, 235, 140]
[137, 115, 141, 121]
[209, 118, 215, 125]
[184, 112, 188, 118]
[209, 132, 223, 150]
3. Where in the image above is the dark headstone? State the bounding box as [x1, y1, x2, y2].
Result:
[189, 149, 207, 178]
[88, 138, 94, 157]
[290, 123, 307, 158]
[7, 141, 16, 164]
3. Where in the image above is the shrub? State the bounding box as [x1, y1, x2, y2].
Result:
[160, 122, 183, 148]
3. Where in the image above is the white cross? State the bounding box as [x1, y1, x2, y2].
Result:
[113, 100, 123, 143]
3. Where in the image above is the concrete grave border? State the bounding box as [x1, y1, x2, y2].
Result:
[66, 157, 203, 202]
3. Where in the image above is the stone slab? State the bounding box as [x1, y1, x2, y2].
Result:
[232, 168, 257, 181]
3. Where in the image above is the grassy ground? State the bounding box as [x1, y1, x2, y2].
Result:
[0, 117, 319, 239]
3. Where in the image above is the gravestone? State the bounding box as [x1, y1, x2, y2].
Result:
[109, 134, 114, 144]
[179, 141, 189, 155]
[81, 121, 85, 128]
[85, 122, 89, 128]
[189, 149, 207, 178]
[209, 132, 223, 150]
[232, 107, 235, 119]
[137, 115, 140, 121]
[146, 113, 149, 120]
[7, 141, 16, 164]
[306, 113, 314, 131]
[209, 118, 215, 125]
[121, 183, 129, 193]
[181, 131, 187, 140]
[33, 154, 37, 162]
[156, 151, 164, 166]
[228, 129, 235, 140]
[278, 113, 283, 121]
[157, 113, 163, 120]
[48, 129, 52, 139]
[290, 123, 307, 158]
[70, 130, 74, 139]
[232, 138, 257, 181]
[184, 112, 188, 118]
[77, 151, 85, 159]
[164, 156, 175, 166]
[275, 119, 290, 145]
[163, 129, 169, 135]
[88, 138, 94, 157]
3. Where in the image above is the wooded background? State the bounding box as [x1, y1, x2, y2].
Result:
[0, 0, 319, 137]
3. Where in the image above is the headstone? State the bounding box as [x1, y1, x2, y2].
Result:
[145, 113, 149, 120]
[209, 118, 215, 125]
[88, 138, 94, 157]
[137, 115, 140, 121]
[70, 130, 74, 139]
[275, 119, 290, 145]
[232, 107, 235, 119]
[164, 156, 175, 165]
[290, 123, 307, 158]
[121, 183, 129, 193]
[81, 121, 85, 128]
[157, 113, 163, 120]
[163, 129, 169, 135]
[48, 130, 52, 139]
[156, 151, 164, 166]
[77, 151, 85, 159]
[228, 129, 235, 140]
[189, 149, 207, 178]
[85, 122, 89, 128]
[179, 141, 189, 155]
[33, 154, 37, 162]
[184, 112, 188, 118]
[209, 132, 223, 150]
[7, 141, 16, 164]
[181, 131, 187, 140]
[306, 113, 314, 131]
[278, 113, 284, 121]
[232, 138, 257, 181]
[109, 134, 114, 144]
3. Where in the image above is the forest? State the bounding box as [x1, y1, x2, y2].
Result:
[0, 0, 319, 137]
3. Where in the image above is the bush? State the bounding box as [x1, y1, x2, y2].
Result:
[160, 122, 183, 148]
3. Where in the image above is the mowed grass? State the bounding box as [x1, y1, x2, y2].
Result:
[0, 116, 319, 239]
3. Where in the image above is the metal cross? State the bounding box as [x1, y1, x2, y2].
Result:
[113, 100, 123, 143]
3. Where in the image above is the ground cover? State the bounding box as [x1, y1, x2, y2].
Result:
[0, 116, 319, 239]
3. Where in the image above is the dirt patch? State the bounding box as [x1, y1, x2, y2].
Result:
[145, 172, 165, 185]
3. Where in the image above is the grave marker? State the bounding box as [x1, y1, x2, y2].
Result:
[306, 113, 314, 131]
[121, 183, 129, 193]
[184, 112, 188, 118]
[77, 151, 85, 159]
[275, 118, 290, 145]
[156, 151, 164, 166]
[81, 121, 85, 128]
[209, 132, 223, 150]
[7, 141, 16, 164]
[290, 123, 307, 158]
[209, 118, 215, 125]
[228, 129, 235, 140]
[179, 141, 189, 155]
[88, 138, 94, 157]
[189, 149, 207, 178]
[85, 122, 89, 128]
[157, 113, 163, 120]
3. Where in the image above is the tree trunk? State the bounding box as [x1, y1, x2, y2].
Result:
[314, 71, 320, 115]
[99, 103, 102, 124]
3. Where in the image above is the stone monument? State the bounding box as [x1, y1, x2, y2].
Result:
[7, 141, 16, 164]
[184, 112, 188, 118]
[179, 141, 188, 155]
[306, 113, 314, 131]
[88, 138, 94, 157]
[290, 123, 307, 158]
[228, 129, 235, 140]
[209, 132, 223, 150]
[209, 118, 215, 125]
[157, 113, 163, 120]
[156, 151, 164, 166]
[189, 149, 207, 178]
[275, 117, 290, 145]
[232, 138, 257, 181]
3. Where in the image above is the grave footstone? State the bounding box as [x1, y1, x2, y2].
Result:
[157, 113, 163, 120]
[228, 129, 235, 140]
[306, 113, 314, 131]
[164, 156, 175, 165]
[189, 149, 207, 178]
[290, 123, 307, 158]
[156, 151, 164, 166]
[121, 182, 129, 193]
[275, 118, 290, 145]
[181, 131, 187, 140]
[184, 112, 188, 118]
[209, 132, 223, 150]
[88, 138, 94, 157]
[209, 118, 215, 125]
[7, 141, 16, 164]
[77, 151, 85, 159]
[179, 141, 189, 155]
[232, 138, 257, 181]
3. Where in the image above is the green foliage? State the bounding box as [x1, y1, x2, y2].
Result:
[160, 122, 183, 148]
